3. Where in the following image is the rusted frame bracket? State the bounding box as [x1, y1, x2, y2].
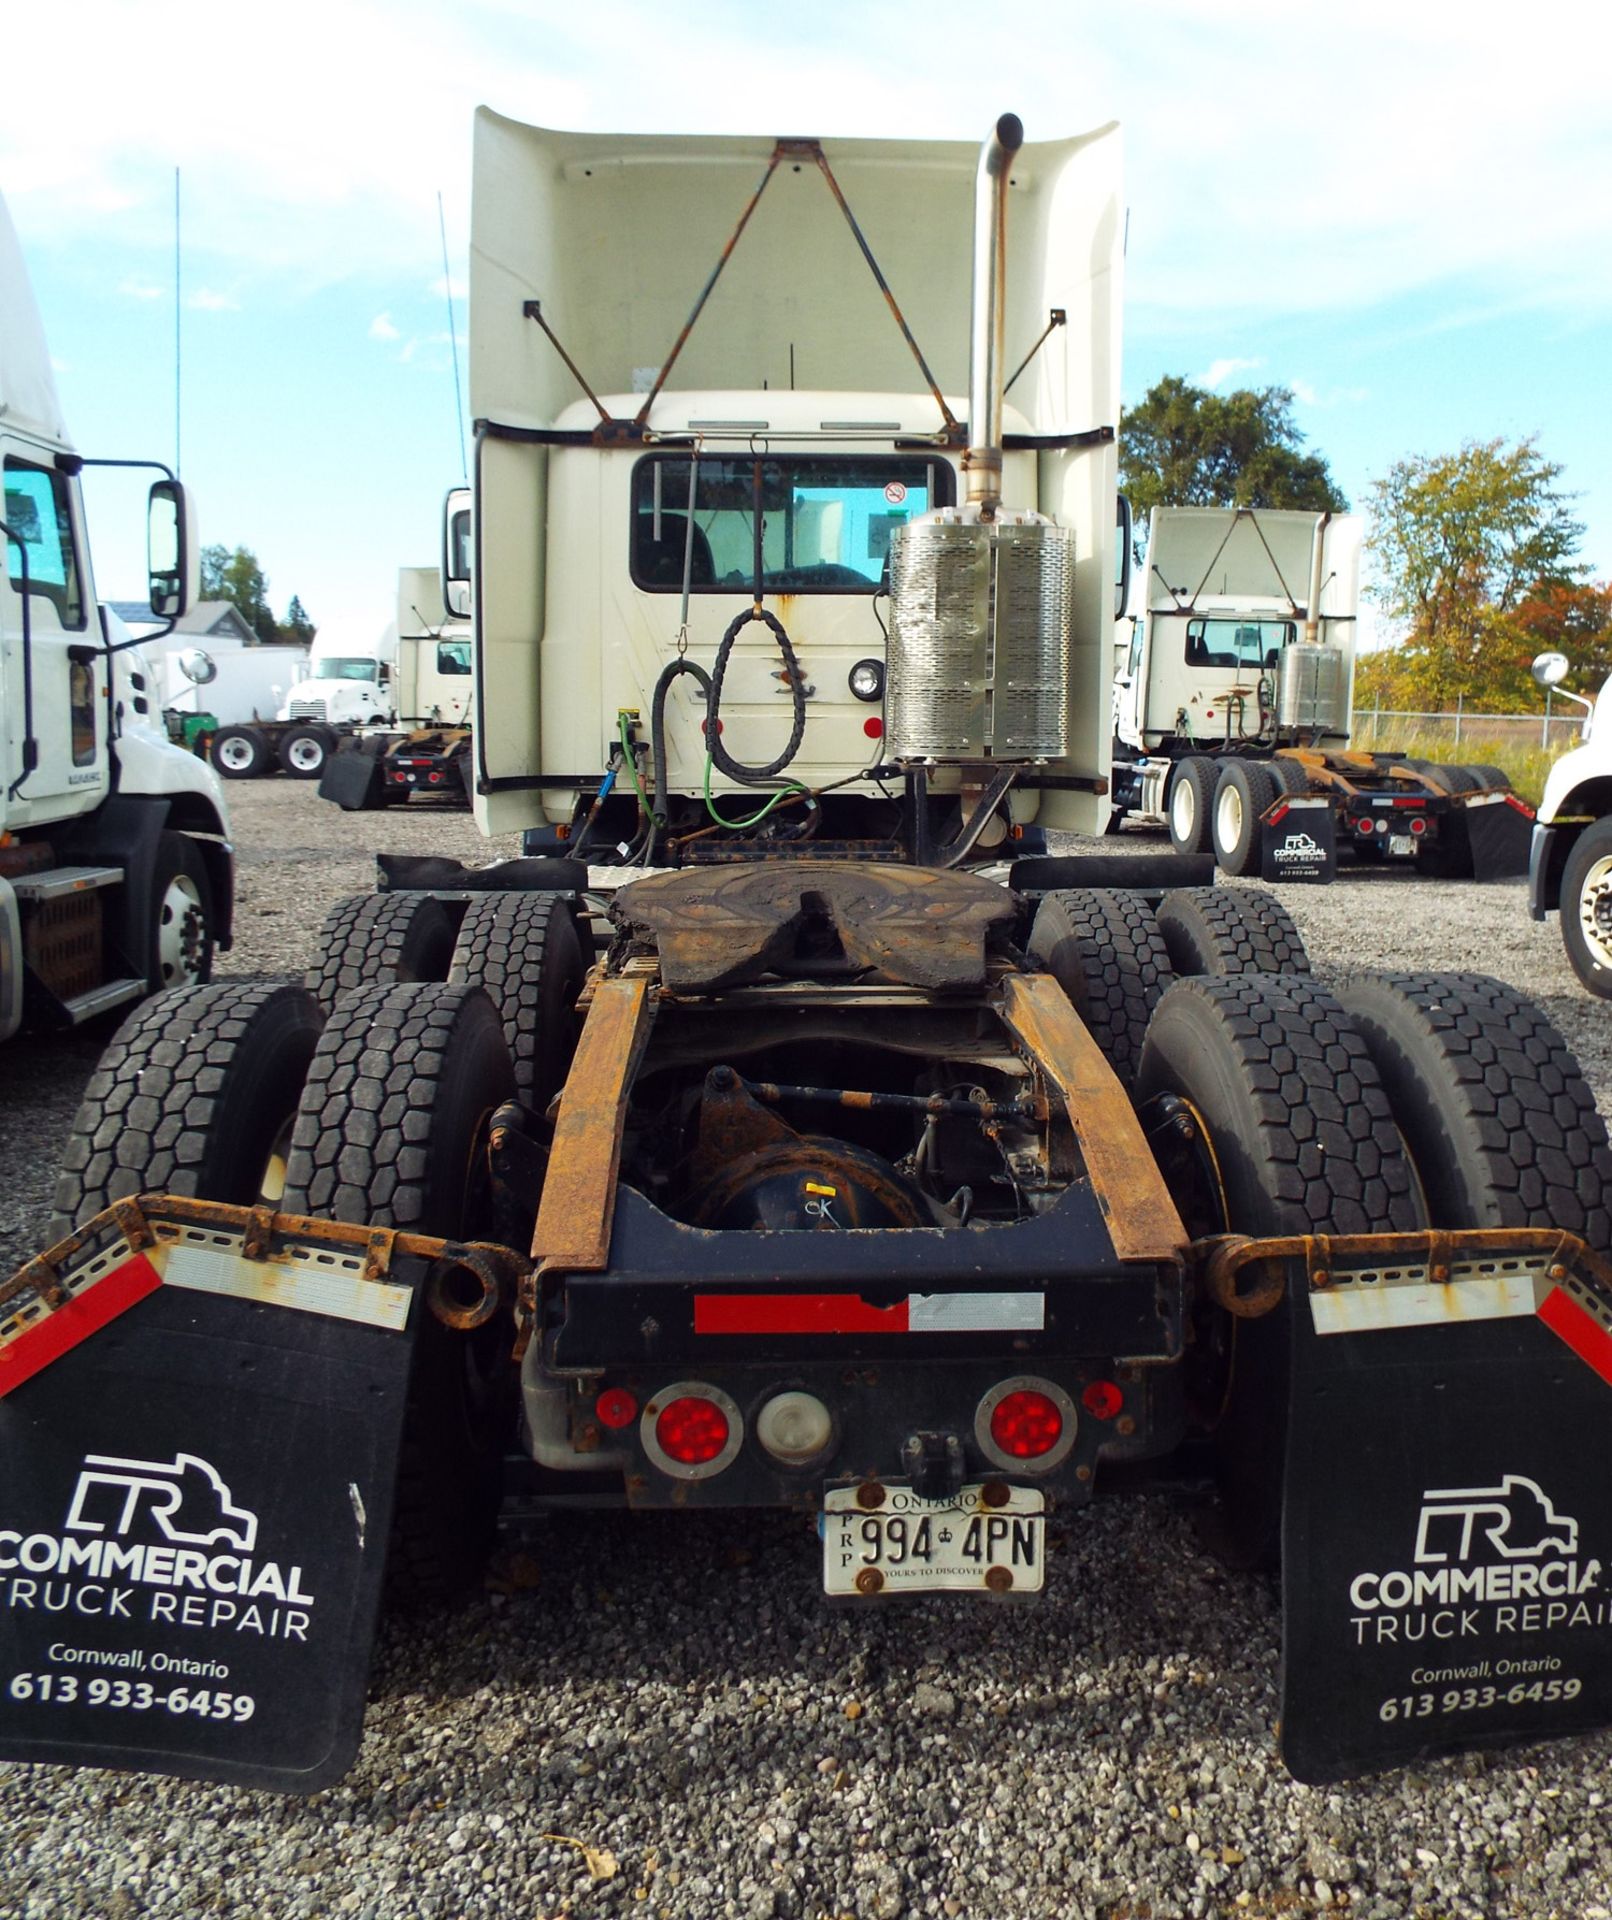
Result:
[520, 136, 960, 446]
[1, 1195, 529, 1339]
[1194, 1225, 1608, 1322]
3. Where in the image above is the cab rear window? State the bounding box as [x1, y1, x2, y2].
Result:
[631, 454, 954, 594]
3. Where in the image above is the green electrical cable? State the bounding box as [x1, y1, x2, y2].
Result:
[619, 712, 649, 808]
[702, 753, 807, 828]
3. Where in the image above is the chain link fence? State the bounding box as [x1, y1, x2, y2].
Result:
[1352, 708, 1588, 753]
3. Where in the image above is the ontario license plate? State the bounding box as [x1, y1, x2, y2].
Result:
[1389, 833, 1415, 856]
[822, 1483, 1045, 1595]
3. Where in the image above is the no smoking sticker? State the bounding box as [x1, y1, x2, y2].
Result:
[883, 481, 907, 504]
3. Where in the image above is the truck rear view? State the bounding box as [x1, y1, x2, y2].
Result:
[4, 115, 1612, 1804]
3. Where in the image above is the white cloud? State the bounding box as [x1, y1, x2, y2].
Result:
[1197, 357, 1261, 390]
[50, 356, 70, 373]
[6, 2, 1612, 329]
[186, 287, 238, 312]
[369, 312, 402, 342]
[118, 277, 163, 302]
[428, 274, 467, 302]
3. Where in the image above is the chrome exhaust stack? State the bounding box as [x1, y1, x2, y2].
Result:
[963, 112, 1024, 522]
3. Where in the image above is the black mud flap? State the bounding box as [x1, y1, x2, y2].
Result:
[1279, 1236, 1612, 1782]
[0, 1205, 425, 1792]
[1259, 796, 1335, 884]
[1439, 792, 1535, 882]
[319, 744, 384, 811]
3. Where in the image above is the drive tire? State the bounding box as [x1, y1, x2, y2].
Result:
[146, 829, 216, 994]
[50, 981, 324, 1239]
[281, 983, 518, 1602]
[278, 725, 335, 778]
[306, 892, 458, 1011]
[1136, 974, 1424, 1560]
[1407, 759, 1479, 795]
[1336, 971, 1612, 1251]
[1462, 764, 1511, 792]
[1560, 816, 1612, 998]
[1027, 888, 1174, 1090]
[1267, 758, 1313, 796]
[1167, 756, 1217, 856]
[1154, 885, 1311, 976]
[1211, 759, 1279, 876]
[211, 726, 270, 779]
[449, 892, 587, 1110]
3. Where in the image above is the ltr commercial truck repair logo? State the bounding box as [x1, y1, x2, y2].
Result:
[1348, 1475, 1605, 1644]
[1, 1451, 316, 1637]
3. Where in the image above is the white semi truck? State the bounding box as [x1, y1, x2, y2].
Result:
[8, 114, 1612, 1802]
[208, 629, 399, 780]
[0, 192, 230, 1039]
[1529, 649, 1612, 995]
[1110, 506, 1532, 879]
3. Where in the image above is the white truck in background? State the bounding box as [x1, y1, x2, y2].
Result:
[1109, 506, 1531, 879]
[318, 495, 479, 810]
[0, 191, 231, 1039]
[1529, 649, 1612, 995]
[208, 629, 399, 780]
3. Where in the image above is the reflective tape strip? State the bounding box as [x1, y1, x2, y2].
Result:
[0, 1253, 161, 1399]
[692, 1292, 1044, 1335]
[694, 1294, 908, 1335]
[909, 1292, 1044, 1332]
[1538, 1285, 1612, 1389]
[158, 1242, 413, 1332]
[1309, 1274, 1538, 1335]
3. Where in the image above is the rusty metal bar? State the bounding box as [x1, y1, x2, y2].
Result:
[633, 148, 788, 429]
[521, 300, 612, 423]
[1003, 307, 1066, 397]
[807, 145, 960, 438]
[532, 975, 657, 1276]
[743, 1078, 1044, 1122]
[998, 971, 1186, 1264]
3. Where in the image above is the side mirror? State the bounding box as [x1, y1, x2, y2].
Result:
[178, 647, 217, 686]
[1532, 650, 1570, 689]
[442, 494, 472, 620]
[148, 480, 197, 618]
[1114, 495, 1133, 621]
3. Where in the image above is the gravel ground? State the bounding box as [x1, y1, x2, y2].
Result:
[3, 783, 1611, 1920]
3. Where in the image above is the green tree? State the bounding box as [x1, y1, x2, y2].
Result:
[199, 545, 315, 645]
[1366, 438, 1584, 710]
[200, 543, 276, 640]
[284, 594, 316, 644]
[1119, 376, 1349, 530]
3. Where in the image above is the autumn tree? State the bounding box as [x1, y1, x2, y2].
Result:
[1119, 376, 1349, 532]
[1366, 438, 1583, 709]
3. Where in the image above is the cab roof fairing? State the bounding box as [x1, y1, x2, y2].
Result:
[468, 112, 1123, 443]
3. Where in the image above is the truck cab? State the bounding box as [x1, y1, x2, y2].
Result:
[1, 194, 231, 1038]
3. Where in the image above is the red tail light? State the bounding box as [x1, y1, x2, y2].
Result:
[989, 1389, 1063, 1458]
[1082, 1379, 1124, 1421]
[656, 1396, 729, 1464]
[595, 1387, 638, 1430]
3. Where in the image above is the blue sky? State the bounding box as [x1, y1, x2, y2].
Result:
[6, 0, 1610, 650]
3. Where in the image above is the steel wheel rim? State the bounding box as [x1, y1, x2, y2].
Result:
[1578, 855, 1612, 970]
[1216, 783, 1244, 854]
[217, 736, 254, 772]
[157, 873, 207, 987]
[1171, 777, 1197, 842]
[287, 736, 324, 773]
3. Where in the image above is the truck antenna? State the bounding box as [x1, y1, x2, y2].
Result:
[174, 167, 182, 475]
[438, 191, 468, 483]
